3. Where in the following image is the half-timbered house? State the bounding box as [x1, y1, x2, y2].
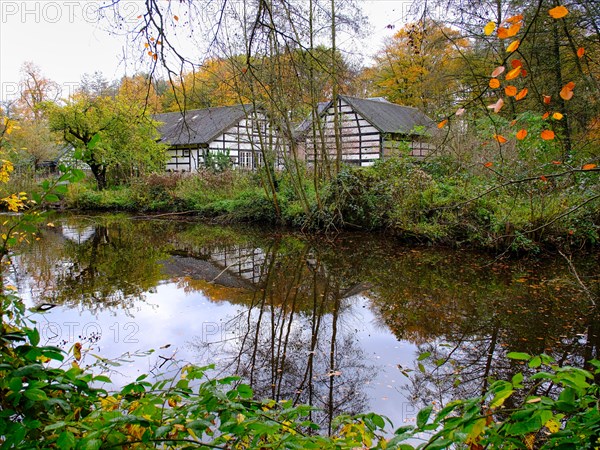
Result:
[155, 105, 285, 172]
[297, 95, 435, 166]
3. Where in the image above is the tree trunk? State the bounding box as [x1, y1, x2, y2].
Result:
[89, 163, 107, 190]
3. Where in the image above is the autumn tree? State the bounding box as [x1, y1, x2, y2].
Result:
[7, 63, 62, 169]
[364, 20, 471, 116]
[45, 91, 166, 190]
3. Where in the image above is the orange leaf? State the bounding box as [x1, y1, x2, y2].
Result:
[150, 37, 155, 41]
[510, 119, 517, 126]
[506, 40, 520, 52]
[505, 85, 518, 96]
[497, 27, 509, 39]
[148, 51, 153, 56]
[540, 175, 548, 182]
[549, 5, 568, 19]
[552, 160, 562, 165]
[494, 134, 508, 144]
[484, 162, 493, 168]
[153, 54, 158, 61]
[487, 98, 505, 113]
[174, 15, 179, 21]
[552, 112, 564, 120]
[541, 130, 555, 140]
[144, 42, 149, 48]
[506, 14, 524, 24]
[542, 112, 550, 120]
[491, 66, 505, 77]
[505, 67, 522, 80]
[577, 47, 585, 58]
[511, 59, 523, 68]
[489, 78, 501, 89]
[484, 21, 496, 36]
[560, 88, 574, 101]
[438, 119, 448, 129]
[505, 23, 522, 37]
[516, 129, 528, 140]
[515, 88, 528, 101]
[582, 163, 597, 170]
[543, 95, 552, 105]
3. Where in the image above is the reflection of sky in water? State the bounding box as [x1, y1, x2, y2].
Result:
[14, 216, 596, 434]
[25, 283, 418, 429]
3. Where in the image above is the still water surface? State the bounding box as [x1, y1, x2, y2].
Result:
[11, 214, 599, 430]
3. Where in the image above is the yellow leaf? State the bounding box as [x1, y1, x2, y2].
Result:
[505, 67, 522, 80]
[506, 40, 520, 52]
[489, 78, 501, 89]
[73, 342, 82, 361]
[552, 112, 564, 120]
[484, 21, 496, 36]
[545, 418, 560, 433]
[541, 130, 555, 140]
[549, 5, 569, 19]
[582, 163, 597, 170]
[5, 284, 17, 291]
[505, 85, 518, 96]
[516, 129, 528, 140]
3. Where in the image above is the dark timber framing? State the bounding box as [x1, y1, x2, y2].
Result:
[155, 105, 286, 172]
[298, 96, 435, 167]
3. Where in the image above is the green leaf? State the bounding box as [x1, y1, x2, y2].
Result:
[24, 388, 48, 401]
[88, 133, 101, 150]
[45, 194, 60, 203]
[490, 388, 513, 408]
[26, 327, 40, 346]
[507, 352, 531, 361]
[512, 372, 524, 387]
[417, 352, 431, 361]
[93, 375, 112, 383]
[44, 421, 67, 431]
[416, 405, 433, 429]
[237, 384, 253, 399]
[57, 431, 75, 449]
[529, 356, 542, 368]
[82, 438, 102, 450]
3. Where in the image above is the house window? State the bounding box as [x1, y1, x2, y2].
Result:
[239, 151, 263, 169]
[182, 149, 190, 157]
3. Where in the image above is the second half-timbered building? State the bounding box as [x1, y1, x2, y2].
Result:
[155, 105, 286, 172]
[297, 95, 436, 167]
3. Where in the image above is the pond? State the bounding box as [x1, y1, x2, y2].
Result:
[9, 213, 600, 431]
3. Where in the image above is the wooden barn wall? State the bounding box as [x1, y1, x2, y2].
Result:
[166, 147, 202, 172]
[305, 98, 382, 167]
[208, 112, 287, 170]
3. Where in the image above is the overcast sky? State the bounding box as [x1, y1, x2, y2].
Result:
[0, 0, 414, 101]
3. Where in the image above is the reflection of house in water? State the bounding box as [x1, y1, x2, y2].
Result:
[160, 244, 268, 293]
[60, 225, 96, 244]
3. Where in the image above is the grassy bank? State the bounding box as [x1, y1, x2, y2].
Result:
[13, 155, 599, 253]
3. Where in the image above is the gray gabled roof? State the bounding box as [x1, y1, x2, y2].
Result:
[154, 105, 251, 147]
[339, 95, 435, 135]
[295, 96, 435, 138]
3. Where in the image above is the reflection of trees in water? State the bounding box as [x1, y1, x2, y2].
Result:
[189, 240, 376, 433]
[364, 250, 600, 409]
[15, 218, 168, 313]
